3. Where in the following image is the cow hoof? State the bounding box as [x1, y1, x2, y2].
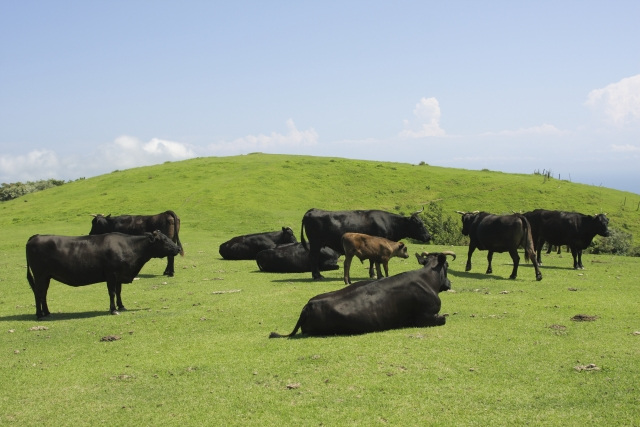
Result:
[536, 274, 543, 281]
[509, 275, 517, 280]
[118, 307, 127, 312]
[110, 310, 120, 315]
[164, 271, 174, 277]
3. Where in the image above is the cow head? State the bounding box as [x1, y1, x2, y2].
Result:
[148, 230, 182, 257]
[456, 211, 479, 236]
[408, 207, 432, 242]
[415, 251, 455, 292]
[89, 214, 113, 235]
[594, 214, 610, 237]
[280, 227, 298, 244]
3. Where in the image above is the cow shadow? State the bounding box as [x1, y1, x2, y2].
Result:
[0, 308, 148, 322]
[448, 270, 509, 281]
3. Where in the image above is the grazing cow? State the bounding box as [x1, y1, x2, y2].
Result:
[300, 208, 431, 279]
[219, 227, 297, 260]
[256, 243, 340, 273]
[89, 210, 183, 276]
[342, 232, 410, 284]
[269, 251, 456, 337]
[523, 209, 610, 269]
[458, 211, 542, 281]
[26, 231, 182, 319]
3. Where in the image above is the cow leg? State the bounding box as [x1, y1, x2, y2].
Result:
[381, 261, 389, 278]
[106, 281, 120, 315]
[310, 246, 324, 280]
[115, 282, 126, 312]
[570, 247, 580, 269]
[368, 260, 377, 279]
[343, 254, 353, 284]
[465, 245, 476, 272]
[536, 240, 544, 265]
[34, 278, 51, 319]
[508, 249, 520, 279]
[415, 312, 447, 327]
[486, 251, 494, 274]
[577, 250, 584, 269]
[163, 255, 175, 277]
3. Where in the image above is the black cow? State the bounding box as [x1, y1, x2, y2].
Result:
[523, 209, 610, 269]
[269, 251, 455, 337]
[458, 211, 542, 281]
[26, 231, 182, 319]
[300, 208, 431, 279]
[219, 227, 297, 260]
[89, 210, 183, 276]
[256, 243, 340, 273]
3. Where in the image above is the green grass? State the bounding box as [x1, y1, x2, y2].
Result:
[1, 154, 639, 425]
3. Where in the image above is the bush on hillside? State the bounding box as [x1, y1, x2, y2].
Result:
[420, 202, 467, 246]
[0, 179, 66, 201]
[588, 227, 634, 256]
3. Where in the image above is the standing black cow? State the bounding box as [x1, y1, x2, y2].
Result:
[219, 227, 297, 260]
[300, 208, 431, 279]
[26, 231, 182, 319]
[89, 210, 183, 276]
[256, 243, 340, 273]
[458, 211, 542, 281]
[523, 209, 610, 269]
[269, 251, 455, 337]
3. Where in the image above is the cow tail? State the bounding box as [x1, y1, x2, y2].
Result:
[168, 210, 184, 257]
[26, 258, 36, 292]
[519, 214, 536, 264]
[269, 306, 306, 338]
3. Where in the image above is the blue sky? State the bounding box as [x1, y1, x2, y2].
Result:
[2, 1, 639, 194]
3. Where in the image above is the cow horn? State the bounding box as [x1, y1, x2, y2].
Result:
[411, 206, 424, 216]
[472, 210, 479, 214]
[441, 250, 456, 261]
[455, 210, 466, 215]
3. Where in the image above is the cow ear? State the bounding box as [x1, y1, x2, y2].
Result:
[399, 242, 405, 248]
[106, 214, 111, 218]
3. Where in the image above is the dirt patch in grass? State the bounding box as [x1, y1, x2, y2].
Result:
[571, 314, 598, 322]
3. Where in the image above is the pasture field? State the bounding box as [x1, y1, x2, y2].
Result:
[1, 154, 639, 425]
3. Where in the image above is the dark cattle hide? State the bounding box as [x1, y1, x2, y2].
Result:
[458, 211, 542, 281]
[219, 227, 297, 260]
[256, 243, 340, 273]
[341, 232, 409, 284]
[89, 210, 183, 276]
[26, 231, 181, 319]
[269, 251, 455, 337]
[523, 209, 610, 269]
[300, 208, 431, 280]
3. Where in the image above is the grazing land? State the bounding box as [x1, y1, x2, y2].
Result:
[1, 154, 639, 425]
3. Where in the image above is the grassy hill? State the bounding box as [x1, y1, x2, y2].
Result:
[1, 154, 639, 425]
[1, 153, 638, 244]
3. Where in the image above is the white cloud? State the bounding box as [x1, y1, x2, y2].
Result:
[0, 150, 61, 183]
[585, 74, 640, 125]
[208, 119, 318, 154]
[105, 136, 195, 169]
[399, 97, 446, 138]
[611, 143, 640, 153]
[481, 123, 568, 137]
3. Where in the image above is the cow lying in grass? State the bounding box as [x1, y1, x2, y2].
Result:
[269, 251, 455, 337]
[341, 232, 410, 284]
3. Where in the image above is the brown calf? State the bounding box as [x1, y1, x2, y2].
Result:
[342, 232, 410, 284]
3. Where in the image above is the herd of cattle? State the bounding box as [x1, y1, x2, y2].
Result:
[25, 207, 610, 337]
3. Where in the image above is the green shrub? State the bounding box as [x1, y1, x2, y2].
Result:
[0, 179, 65, 201]
[420, 201, 467, 246]
[588, 227, 632, 255]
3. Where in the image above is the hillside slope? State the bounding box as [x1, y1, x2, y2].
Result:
[1, 153, 637, 245]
